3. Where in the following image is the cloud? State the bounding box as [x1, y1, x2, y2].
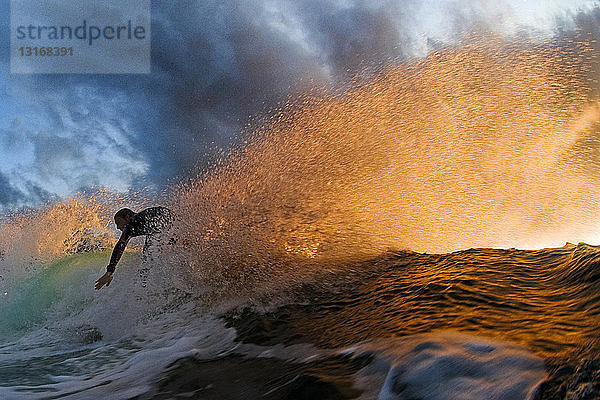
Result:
[0, 172, 24, 206]
[1, 0, 599, 209]
[2, 0, 419, 199]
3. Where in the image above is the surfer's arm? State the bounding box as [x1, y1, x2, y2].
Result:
[95, 231, 131, 290]
[107, 231, 131, 273]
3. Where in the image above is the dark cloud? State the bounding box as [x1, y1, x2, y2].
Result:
[0, 172, 24, 206]
[557, 6, 600, 99]
[289, 0, 415, 78]
[0, 169, 56, 210]
[134, 0, 417, 182]
[3, 0, 418, 197]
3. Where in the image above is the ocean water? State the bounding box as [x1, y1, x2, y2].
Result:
[2, 36, 600, 399]
[0, 244, 599, 399]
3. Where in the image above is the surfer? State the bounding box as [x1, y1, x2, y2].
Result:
[94, 206, 174, 290]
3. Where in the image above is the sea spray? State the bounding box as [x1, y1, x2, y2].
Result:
[169, 37, 600, 287]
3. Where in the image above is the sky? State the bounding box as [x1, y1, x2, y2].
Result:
[0, 0, 598, 210]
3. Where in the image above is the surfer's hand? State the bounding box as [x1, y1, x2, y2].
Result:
[94, 271, 113, 290]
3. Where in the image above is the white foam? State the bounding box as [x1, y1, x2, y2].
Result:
[348, 331, 546, 400]
[0, 312, 238, 400]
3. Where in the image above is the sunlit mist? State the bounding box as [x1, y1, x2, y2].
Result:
[172, 37, 600, 266]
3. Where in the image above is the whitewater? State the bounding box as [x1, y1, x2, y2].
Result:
[1, 36, 600, 399]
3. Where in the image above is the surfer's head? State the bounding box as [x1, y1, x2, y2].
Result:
[114, 208, 135, 231]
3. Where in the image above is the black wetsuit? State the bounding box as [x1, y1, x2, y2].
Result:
[107, 206, 174, 273]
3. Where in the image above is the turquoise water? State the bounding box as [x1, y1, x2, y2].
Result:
[0, 252, 109, 337]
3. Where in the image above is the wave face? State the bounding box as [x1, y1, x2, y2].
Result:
[1, 37, 600, 398]
[226, 244, 600, 360]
